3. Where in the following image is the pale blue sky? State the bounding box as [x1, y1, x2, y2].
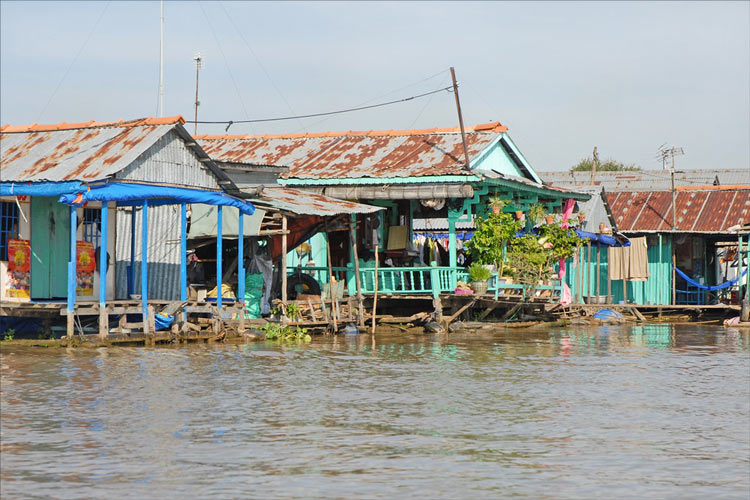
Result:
[1, 1, 748, 172]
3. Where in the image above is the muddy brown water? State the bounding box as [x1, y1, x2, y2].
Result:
[1, 324, 748, 499]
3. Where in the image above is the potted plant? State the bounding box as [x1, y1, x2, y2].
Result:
[528, 203, 546, 225]
[577, 210, 586, 224]
[488, 197, 507, 214]
[468, 262, 492, 295]
[545, 213, 556, 225]
[515, 208, 524, 220]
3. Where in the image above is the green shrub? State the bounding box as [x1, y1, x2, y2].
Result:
[468, 262, 492, 282]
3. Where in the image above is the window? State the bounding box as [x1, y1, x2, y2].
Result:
[82, 208, 101, 248]
[0, 201, 20, 261]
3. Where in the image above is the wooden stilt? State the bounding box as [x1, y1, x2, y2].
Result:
[350, 218, 364, 327]
[371, 245, 379, 335]
[325, 219, 338, 332]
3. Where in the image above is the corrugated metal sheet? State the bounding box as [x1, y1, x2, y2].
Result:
[196, 122, 507, 179]
[115, 129, 219, 188]
[607, 188, 750, 232]
[250, 187, 382, 216]
[115, 205, 181, 300]
[539, 169, 750, 192]
[0, 117, 184, 182]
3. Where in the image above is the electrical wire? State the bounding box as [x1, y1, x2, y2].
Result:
[408, 75, 450, 129]
[217, 1, 305, 131]
[185, 86, 453, 128]
[197, 1, 255, 133]
[36, 1, 111, 122]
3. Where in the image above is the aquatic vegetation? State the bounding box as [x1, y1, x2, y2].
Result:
[260, 323, 311, 343]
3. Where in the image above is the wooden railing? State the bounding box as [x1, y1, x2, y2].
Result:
[287, 265, 562, 300]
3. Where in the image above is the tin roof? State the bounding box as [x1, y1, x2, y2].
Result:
[0, 116, 193, 182]
[249, 186, 383, 216]
[538, 169, 750, 192]
[606, 186, 750, 233]
[196, 122, 508, 179]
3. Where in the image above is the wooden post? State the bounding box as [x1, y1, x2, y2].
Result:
[281, 215, 288, 307]
[576, 247, 583, 304]
[216, 205, 223, 310]
[371, 245, 379, 335]
[180, 203, 187, 302]
[671, 235, 676, 306]
[238, 210, 245, 333]
[351, 217, 364, 327]
[325, 219, 337, 332]
[622, 242, 627, 305]
[607, 246, 612, 303]
[141, 201, 150, 336]
[595, 244, 601, 299]
[658, 233, 663, 304]
[99, 202, 108, 339]
[67, 205, 77, 338]
[586, 242, 592, 301]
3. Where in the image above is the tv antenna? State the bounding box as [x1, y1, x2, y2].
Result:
[193, 52, 204, 135]
[655, 144, 684, 230]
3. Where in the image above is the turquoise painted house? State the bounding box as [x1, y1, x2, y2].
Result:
[197, 122, 590, 297]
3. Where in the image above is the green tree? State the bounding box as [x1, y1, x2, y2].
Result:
[465, 205, 522, 275]
[570, 157, 640, 173]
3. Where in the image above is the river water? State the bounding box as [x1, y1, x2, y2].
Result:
[1, 324, 748, 499]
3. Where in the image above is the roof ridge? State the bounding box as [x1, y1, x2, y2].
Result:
[1, 115, 185, 134]
[195, 121, 507, 141]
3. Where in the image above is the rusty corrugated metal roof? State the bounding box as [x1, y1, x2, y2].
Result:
[539, 169, 750, 191]
[249, 187, 383, 216]
[606, 187, 750, 232]
[0, 116, 186, 182]
[196, 122, 507, 179]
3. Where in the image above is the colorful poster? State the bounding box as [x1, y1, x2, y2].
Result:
[76, 241, 96, 297]
[6, 239, 31, 299]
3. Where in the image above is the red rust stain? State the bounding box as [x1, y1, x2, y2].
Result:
[63, 127, 141, 179]
[21, 129, 96, 178]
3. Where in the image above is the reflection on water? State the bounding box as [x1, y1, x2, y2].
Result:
[1, 324, 748, 500]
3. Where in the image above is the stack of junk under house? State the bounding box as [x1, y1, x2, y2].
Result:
[2, 117, 748, 345]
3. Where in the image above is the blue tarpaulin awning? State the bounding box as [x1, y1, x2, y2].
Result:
[57, 182, 255, 215]
[0, 181, 85, 197]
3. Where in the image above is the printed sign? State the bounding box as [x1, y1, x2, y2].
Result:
[76, 241, 96, 297]
[6, 239, 31, 299]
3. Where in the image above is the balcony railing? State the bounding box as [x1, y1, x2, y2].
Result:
[287, 264, 562, 300]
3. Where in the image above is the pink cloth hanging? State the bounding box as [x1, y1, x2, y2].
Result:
[557, 198, 577, 305]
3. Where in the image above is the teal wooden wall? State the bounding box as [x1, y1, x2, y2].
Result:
[564, 235, 673, 305]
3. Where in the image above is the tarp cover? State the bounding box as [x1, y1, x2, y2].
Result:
[188, 204, 265, 239]
[1, 181, 85, 197]
[57, 182, 255, 215]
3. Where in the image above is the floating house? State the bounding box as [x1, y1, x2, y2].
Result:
[0, 116, 257, 337]
[542, 170, 750, 306]
[196, 122, 590, 301]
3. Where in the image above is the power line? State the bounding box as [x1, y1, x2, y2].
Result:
[36, 1, 111, 122]
[217, 1, 305, 131]
[186, 86, 454, 130]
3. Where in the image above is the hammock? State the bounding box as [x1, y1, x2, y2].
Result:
[674, 267, 747, 291]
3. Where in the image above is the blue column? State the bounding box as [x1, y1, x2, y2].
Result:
[129, 206, 136, 295]
[237, 210, 245, 304]
[180, 203, 187, 302]
[217, 205, 223, 309]
[141, 201, 149, 323]
[99, 202, 108, 306]
[67, 206, 77, 312]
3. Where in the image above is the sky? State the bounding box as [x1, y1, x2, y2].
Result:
[1, 1, 748, 173]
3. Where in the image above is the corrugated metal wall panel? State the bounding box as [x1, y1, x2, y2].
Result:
[115, 130, 219, 188]
[563, 236, 672, 305]
[114, 205, 181, 300]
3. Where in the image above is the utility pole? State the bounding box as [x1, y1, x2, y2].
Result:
[450, 67, 471, 169]
[158, 0, 164, 117]
[657, 144, 684, 306]
[193, 52, 203, 136]
[591, 146, 599, 183]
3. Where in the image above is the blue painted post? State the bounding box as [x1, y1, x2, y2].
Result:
[99, 202, 108, 338]
[430, 260, 440, 299]
[141, 201, 149, 335]
[237, 210, 245, 302]
[180, 203, 187, 302]
[217, 205, 223, 310]
[129, 206, 136, 295]
[66, 206, 78, 338]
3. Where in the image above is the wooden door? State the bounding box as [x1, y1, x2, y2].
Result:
[31, 197, 70, 299]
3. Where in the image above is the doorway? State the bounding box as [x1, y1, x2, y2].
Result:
[31, 197, 70, 299]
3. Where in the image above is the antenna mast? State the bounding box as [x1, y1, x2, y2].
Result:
[158, 0, 164, 117]
[193, 52, 203, 135]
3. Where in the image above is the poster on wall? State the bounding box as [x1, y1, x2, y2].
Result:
[6, 239, 31, 300]
[76, 241, 96, 297]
